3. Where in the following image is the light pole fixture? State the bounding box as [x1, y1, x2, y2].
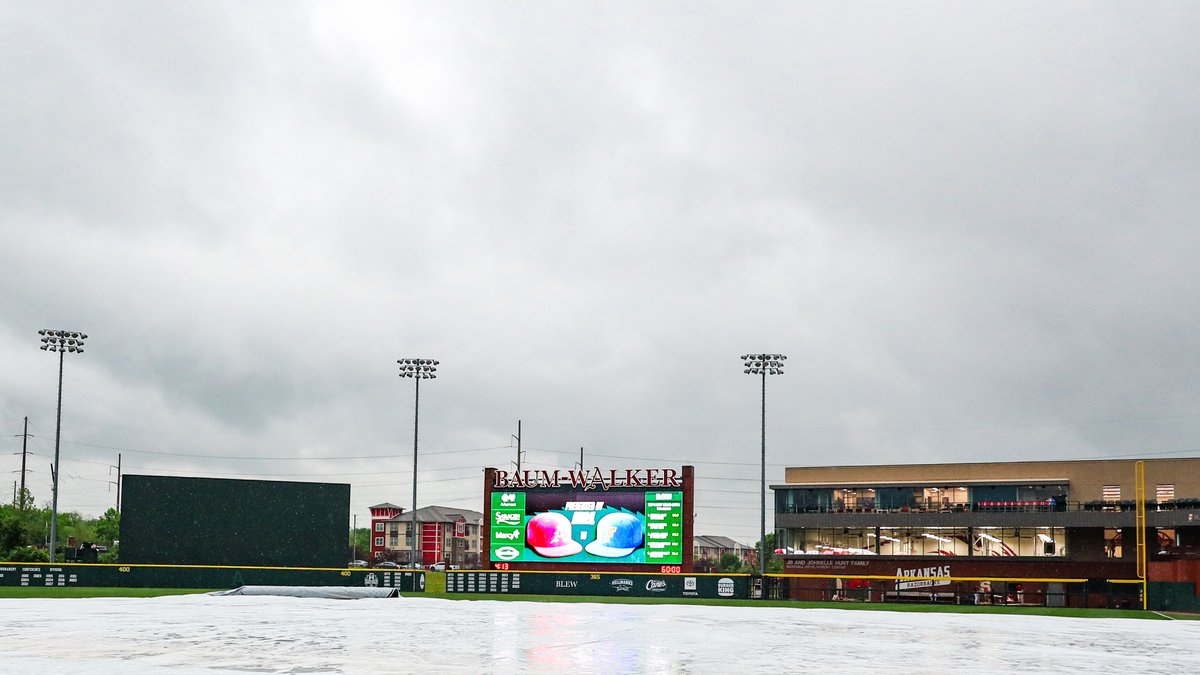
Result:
[39, 329, 87, 563]
[398, 357, 437, 566]
[742, 352, 786, 578]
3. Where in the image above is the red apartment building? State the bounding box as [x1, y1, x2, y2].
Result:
[369, 503, 483, 567]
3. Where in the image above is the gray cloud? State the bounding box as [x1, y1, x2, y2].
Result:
[3, 1, 1200, 546]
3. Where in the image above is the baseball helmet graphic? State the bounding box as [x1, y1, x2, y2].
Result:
[585, 511, 645, 558]
[526, 512, 583, 557]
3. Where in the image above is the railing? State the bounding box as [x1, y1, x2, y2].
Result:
[775, 498, 1200, 515]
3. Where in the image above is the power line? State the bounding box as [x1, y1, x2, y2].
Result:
[61, 441, 512, 461]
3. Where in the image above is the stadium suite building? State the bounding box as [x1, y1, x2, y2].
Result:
[769, 458, 1200, 605]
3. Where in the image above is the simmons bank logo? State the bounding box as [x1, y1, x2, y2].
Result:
[645, 579, 668, 593]
[717, 577, 735, 597]
[611, 578, 634, 593]
[494, 546, 521, 561]
[495, 512, 521, 525]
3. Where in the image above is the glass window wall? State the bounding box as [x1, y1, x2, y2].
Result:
[775, 484, 1068, 513]
[782, 526, 1067, 557]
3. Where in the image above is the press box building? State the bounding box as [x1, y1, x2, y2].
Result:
[771, 457, 1200, 608]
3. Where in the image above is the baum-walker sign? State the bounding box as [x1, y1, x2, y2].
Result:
[491, 467, 683, 491]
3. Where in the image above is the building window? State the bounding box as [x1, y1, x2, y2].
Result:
[374, 537, 384, 547]
[1105, 529, 1122, 558]
[1102, 485, 1121, 502]
[1157, 528, 1177, 554]
[375, 522, 384, 532]
[1156, 484, 1175, 503]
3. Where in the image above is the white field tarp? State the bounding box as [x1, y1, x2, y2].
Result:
[208, 585, 400, 599]
[1, 595, 1196, 673]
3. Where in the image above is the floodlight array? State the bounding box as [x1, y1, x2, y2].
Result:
[39, 329, 88, 353]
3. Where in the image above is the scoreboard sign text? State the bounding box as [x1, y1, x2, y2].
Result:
[490, 489, 684, 565]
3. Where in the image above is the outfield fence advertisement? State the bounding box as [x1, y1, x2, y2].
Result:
[447, 570, 748, 599]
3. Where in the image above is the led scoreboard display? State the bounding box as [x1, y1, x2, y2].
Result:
[489, 489, 685, 565]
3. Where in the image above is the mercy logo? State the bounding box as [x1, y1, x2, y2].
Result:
[645, 579, 668, 593]
[495, 512, 522, 525]
[494, 529, 520, 541]
[717, 577, 735, 597]
[500, 493, 517, 504]
[494, 546, 521, 561]
[611, 578, 634, 593]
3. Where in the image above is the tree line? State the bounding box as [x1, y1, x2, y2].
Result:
[1, 488, 120, 562]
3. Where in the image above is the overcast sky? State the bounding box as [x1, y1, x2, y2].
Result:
[3, 2, 1199, 547]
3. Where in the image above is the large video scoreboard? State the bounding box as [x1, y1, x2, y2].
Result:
[490, 489, 684, 565]
[484, 466, 694, 572]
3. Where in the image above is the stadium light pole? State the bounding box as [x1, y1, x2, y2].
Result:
[399, 358, 437, 566]
[742, 353, 786, 578]
[39, 329, 87, 563]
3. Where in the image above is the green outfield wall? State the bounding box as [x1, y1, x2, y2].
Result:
[447, 570, 750, 599]
[0, 563, 424, 592]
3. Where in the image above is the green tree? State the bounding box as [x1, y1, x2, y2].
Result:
[7, 545, 49, 562]
[14, 486, 35, 510]
[53, 510, 97, 550]
[349, 527, 370, 561]
[750, 532, 787, 573]
[718, 552, 745, 573]
[95, 508, 121, 544]
[0, 503, 47, 556]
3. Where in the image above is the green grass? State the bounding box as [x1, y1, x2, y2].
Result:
[425, 570, 446, 593]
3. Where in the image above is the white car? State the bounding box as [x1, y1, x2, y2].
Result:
[429, 562, 447, 572]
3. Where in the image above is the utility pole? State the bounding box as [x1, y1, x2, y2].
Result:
[108, 453, 122, 512]
[19, 417, 29, 509]
[512, 420, 523, 473]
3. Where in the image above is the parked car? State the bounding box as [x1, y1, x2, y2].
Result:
[375, 561, 400, 569]
[403, 562, 423, 569]
[429, 561, 446, 572]
[348, 560, 368, 568]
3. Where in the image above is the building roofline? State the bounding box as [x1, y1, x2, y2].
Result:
[782, 457, 1199, 472]
[771, 478, 1069, 490]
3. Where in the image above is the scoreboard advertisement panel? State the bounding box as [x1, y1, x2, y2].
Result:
[489, 488, 685, 565]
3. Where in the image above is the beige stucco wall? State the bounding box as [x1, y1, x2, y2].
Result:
[781, 458, 1200, 501]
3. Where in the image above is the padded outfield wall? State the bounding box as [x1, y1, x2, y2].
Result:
[0, 563, 424, 591]
[120, 475, 350, 568]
